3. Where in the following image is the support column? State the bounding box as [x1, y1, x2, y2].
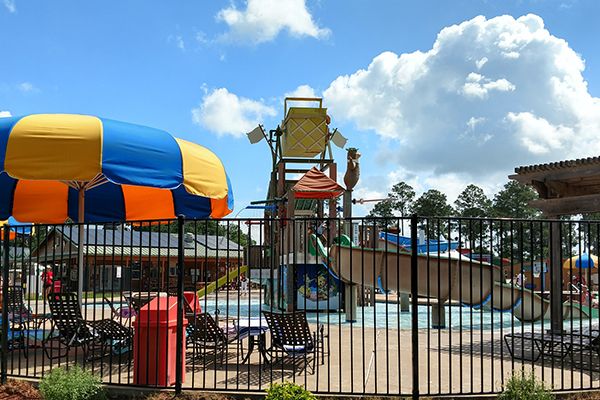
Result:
[400, 293, 410, 312]
[549, 220, 563, 333]
[343, 190, 357, 323]
[431, 302, 446, 329]
[345, 284, 357, 322]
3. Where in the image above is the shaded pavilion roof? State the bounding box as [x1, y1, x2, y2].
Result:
[510, 156, 600, 216]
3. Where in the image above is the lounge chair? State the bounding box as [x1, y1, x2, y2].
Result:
[504, 326, 600, 368]
[43, 292, 132, 361]
[186, 312, 241, 366]
[103, 297, 137, 322]
[262, 310, 326, 374]
[0, 319, 27, 358]
[5, 286, 35, 330]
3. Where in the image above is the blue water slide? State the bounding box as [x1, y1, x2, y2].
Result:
[379, 232, 459, 253]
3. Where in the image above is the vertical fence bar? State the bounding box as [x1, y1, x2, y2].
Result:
[1, 225, 10, 384]
[411, 215, 419, 399]
[175, 216, 185, 394]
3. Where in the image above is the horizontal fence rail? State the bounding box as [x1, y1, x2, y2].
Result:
[1, 216, 600, 397]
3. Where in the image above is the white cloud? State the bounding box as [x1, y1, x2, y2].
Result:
[323, 14, 600, 189]
[3, 0, 15, 13]
[168, 35, 185, 51]
[192, 87, 276, 137]
[285, 84, 317, 98]
[0, 111, 12, 118]
[216, 0, 330, 44]
[461, 73, 515, 99]
[18, 82, 37, 93]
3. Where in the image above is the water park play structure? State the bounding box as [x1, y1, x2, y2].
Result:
[329, 239, 596, 328]
[247, 97, 347, 312]
[246, 96, 597, 328]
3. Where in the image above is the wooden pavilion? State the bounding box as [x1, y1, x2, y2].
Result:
[510, 156, 600, 332]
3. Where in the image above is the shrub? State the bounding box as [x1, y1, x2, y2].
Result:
[265, 382, 316, 400]
[39, 365, 105, 400]
[498, 371, 554, 400]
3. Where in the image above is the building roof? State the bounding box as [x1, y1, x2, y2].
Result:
[194, 235, 244, 251]
[291, 167, 344, 199]
[514, 156, 600, 175]
[511, 156, 600, 216]
[0, 247, 30, 260]
[33, 226, 243, 261]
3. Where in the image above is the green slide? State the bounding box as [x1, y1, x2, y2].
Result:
[196, 265, 249, 298]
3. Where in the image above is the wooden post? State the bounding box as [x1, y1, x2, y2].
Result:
[328, 163, 338, 240]
[343, 190, 357, 322]
[77, 189, 85, 305]
[549, 219, 563, 333]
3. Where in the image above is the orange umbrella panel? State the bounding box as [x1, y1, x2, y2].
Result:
[0, 114, 234, 222]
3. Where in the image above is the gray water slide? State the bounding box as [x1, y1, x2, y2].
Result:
[329, 244, 588, 322]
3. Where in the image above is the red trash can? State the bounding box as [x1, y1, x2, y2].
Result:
[133, 296, 187, 386]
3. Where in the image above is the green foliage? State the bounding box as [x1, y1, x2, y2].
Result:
[411, 189, 454, 217]
[580, 212, 600, 253]
[498, 371, 554, 400]
[138, 220, 255, 247]
[265, 382, 316, 400]
[455, 184, 492, 217]
[39, 366, 105, 400]
[455, 184, 493, 249]
[492, 181, 540, 218]
[389, 182, 416, 217]
[366, 181, 415, 228]
[367, 200, 396, 228]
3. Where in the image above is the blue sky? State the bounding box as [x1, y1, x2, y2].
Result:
[2, 0, 600, 216]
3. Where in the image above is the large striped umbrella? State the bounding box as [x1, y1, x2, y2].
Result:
[0, 114, 234, 297]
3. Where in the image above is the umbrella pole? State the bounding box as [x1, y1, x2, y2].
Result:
[78, 189, 85, 304]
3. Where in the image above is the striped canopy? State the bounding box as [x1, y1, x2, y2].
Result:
[0, 114, 234, 223]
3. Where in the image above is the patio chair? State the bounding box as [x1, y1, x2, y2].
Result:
[186, 312, 241, 366]
[43, 292, 133, 361]
[103, 297, 137, 322]
[262, 310, 326, 374]
[124, 292, 157, 314]
[5, 286, 34, 330]
[504, 326, 600, 368]
[0, 319, 27, 359]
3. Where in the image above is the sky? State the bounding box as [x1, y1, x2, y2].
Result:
[2, 0, 600, 217]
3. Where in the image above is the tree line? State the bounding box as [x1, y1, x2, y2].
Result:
[366, 180, 600, 261]
[367, 180, 541, 221]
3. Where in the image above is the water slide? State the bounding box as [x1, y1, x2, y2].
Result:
[196, 265, 249, 298]
[307, 234, 342, 280]
[329, 240, 590, 322]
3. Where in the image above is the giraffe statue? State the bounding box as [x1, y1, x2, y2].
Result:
[343, 148, 361, 191]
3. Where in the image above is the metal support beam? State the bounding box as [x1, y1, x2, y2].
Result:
[175, 216, 185, 394]
[343, 190, 357, 323]
[1, 226, 10, 384]
[550, 221, 563, 333]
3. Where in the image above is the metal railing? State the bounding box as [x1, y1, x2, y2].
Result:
[1, 216, 600, 398]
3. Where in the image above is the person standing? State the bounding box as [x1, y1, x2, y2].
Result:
[514, 271, 526, 288]
[41, 265, 54, 299]
[240, 273, 248, 296]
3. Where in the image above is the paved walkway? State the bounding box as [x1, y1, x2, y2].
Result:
[6, 323, 600, 396]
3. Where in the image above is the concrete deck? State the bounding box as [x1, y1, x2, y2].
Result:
[6, 322, 600, 396]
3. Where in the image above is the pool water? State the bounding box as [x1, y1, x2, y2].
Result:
[199, 297, 597, 331]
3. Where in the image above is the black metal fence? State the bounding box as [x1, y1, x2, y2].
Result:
[1, 216, 600, 397]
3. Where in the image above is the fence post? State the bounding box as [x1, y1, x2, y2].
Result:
[410, 215, 419, 399]
[175, 216, 185, 394]
[1, 225, 10, 384]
